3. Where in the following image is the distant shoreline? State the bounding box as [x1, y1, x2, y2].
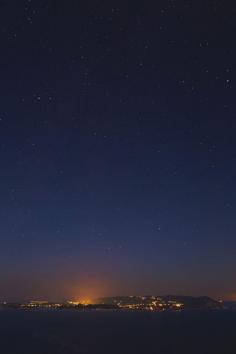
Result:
[0, 295, 224, 312]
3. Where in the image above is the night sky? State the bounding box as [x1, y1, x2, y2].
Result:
[1, 1, 236, 301]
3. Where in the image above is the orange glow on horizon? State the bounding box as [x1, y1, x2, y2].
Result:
[67, 299, 93, 305]
[68, 279, 115, 303]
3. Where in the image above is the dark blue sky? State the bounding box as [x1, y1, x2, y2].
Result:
[1, 0, 236, 301]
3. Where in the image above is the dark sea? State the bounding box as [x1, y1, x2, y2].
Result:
[0, 309, 235, 354]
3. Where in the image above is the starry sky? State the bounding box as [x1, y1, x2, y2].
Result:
[1, 0, 236, 301]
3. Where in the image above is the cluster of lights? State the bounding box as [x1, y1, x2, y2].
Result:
[1, 297, 185, 311]
[116, 297, 184, 311]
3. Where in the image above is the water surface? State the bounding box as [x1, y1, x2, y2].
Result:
[0, 309, 235, 354]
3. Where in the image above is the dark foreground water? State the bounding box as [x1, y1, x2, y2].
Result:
[0, 309, 236, 354]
